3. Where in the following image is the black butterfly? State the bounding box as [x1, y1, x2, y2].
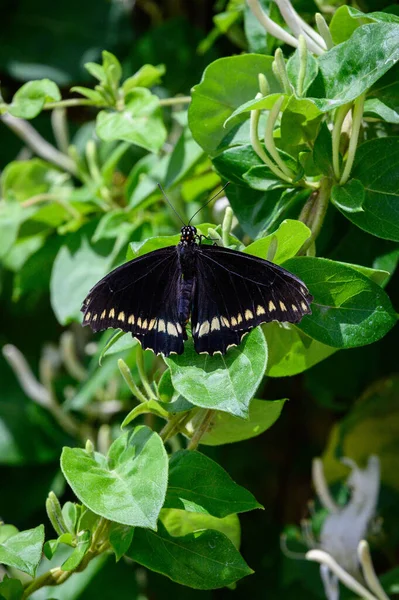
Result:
[81, 225, 313, 356]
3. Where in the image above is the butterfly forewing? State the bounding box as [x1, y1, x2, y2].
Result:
[191, 245, 313, 355]
[81, 246, 186, 356]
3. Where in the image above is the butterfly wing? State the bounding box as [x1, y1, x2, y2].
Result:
[191, 245, 313, 355]
[81, 246, 186, 356]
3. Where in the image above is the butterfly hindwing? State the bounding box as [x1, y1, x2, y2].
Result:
[81, 246, 186, 356]
[191, 245, 313, 355]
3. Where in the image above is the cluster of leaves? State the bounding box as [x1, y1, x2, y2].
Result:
[1, 1, 399, 598]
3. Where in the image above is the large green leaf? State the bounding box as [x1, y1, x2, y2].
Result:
[0, 524, 44, 577]
[61, 427, 168, 529]
[197, 398, 286, 445]
[284, 257, 397, 348]
[127, 522, 252, 589]
[335, 138, 399, 241]
[310, 23, 399, 112]
[0, 577, 24, 600]
[189, 54, 281, 155]
[165, 328, 267, 418]
[164, 450, 262, 517]
[265, 323, 336, 377]
[96, 88, 166, 152]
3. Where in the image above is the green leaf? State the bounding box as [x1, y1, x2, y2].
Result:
[161, 509, 240, 549]
[102, 50, 122, 91]
[0, 202, 26, 260]
[313, 121, 333, 176]
[109, 524, 134, 562]
[71, 86, 105, 104]
[225, 185, 307, 239]
[127, 522, 253, 590]
[265, 323, 336, 377]
[99, 330, 137, 363]
[0, 577, 24, 600]
[287, 48, 318, 95]
[212, 143, 278, 188]
[0, 524, 44, 577]
[61, 427, 168, 529]
[122, 64, 165, 93]
[335, 137, 399, 241]
[192, 398, 286, 445]
[189, 54, 281, 155]
[8, 79, 61, 119]
[284, 257, 397, 348]
[331, 180, 365, 213]
[1, 158, 67, 202]
[121, 400, 169, 428]
[127, 234, 180, 260]
[84, 62, 106, 84]
[164, 450, 262, 517]
[61, 530, 91, 571]
[165, 328, 268, 418]
[280, 98, 322, 156]
[50, 237, 114, 325]
[244, 219, 311, 264]
[330, 6, 399, 45]
[310, 23, 399, 112]
[96, 88, 166, 153]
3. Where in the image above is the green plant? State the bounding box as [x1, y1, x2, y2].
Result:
[1, 1, 399, 598]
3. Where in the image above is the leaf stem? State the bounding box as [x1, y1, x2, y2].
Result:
[339, 93, 365, 185]
[332, 102, 352, 180]
[118, 358, 148, 404]
[187, 409, 214, 450]
[1, 113, 78, 175]
[298, 178, 331, 253]
[159, 96, 191, 106]
[21, 193, 81, 221]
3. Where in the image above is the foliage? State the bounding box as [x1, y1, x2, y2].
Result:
[0, 0, 398, 598]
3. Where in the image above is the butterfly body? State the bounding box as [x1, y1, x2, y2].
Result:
[82, 225, 313, 356]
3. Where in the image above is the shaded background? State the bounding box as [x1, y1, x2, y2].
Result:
[1, 0, 399, 598]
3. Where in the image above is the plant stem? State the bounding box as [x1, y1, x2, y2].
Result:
[45, 98, 100, 109]
[332, 102, 352, 180]
[339, 93, 365, 185]
[51, 108, 70, 154]
[1, 113, 78, 175]
[159, 412, 191, 442]
[187, 410, 214, 450]
[21, 193, 81, 221]
[159, 96, 191, 106]
[298, 178, 331, 253]
[136, 347, 155, 400]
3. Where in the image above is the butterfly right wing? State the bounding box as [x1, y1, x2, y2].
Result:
[81, 247, 186, 356]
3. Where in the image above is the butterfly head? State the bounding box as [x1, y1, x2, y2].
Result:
[180, 225, 197, 246]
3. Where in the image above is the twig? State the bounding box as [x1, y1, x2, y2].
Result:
[1, 113, 78, 175]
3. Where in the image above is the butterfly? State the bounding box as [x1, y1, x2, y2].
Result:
[81, 225, 313, 356]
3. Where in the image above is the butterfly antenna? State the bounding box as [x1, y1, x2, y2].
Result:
[157, 183, 186, 226]
[188, 182, 230, 225]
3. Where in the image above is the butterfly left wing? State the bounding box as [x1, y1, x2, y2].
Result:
[81, 246, 186, 356]
[191, 245, 313, 355]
